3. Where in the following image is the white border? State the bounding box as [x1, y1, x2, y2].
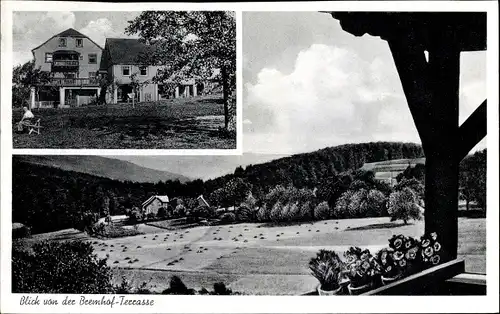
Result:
[1, 1, 499, 314]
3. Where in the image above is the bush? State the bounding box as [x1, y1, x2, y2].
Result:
[128, 208, 143, 224]
[299, 201, 313, 221]
[157, 207, 167, 219]
[269, 201, 283, 222]
[366, 189, 387, 216]
[213, 282, 232, 295]
[387, 187, 422, 224]
[287, 202, 300, 221]
[161, 276, 195, 295]
[235, 204, 254, 222]
[12, 240, 114, 293]
[219, 212, 236, 224]
[314, 201, 330, 220]
[174, 204, 186, 217]
[256, 206, 268, 222]
[333, 190, 355, 219]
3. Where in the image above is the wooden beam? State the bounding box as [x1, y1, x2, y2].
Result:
[457, 100, 487, 161]
[362, 259, 465, 295]
[423, 31, 461, 262]
[388, 37, 433, 149]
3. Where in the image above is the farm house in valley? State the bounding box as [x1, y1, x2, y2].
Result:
[142, 195, 169, 216]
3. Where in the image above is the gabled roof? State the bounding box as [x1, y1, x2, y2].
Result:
[102, 38, 153, 67]
[32, 28, 103, 52]
[142, 195, 169, 207]
[197, 195, 210, 207]
[56, 28, 87, 38]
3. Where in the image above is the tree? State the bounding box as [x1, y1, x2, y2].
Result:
[387, 187, 422, 224]
[12, 60, 53, 108]
[12, 240, 114, 293]
[459, 150, 486, 211]
[314, 201, 330, 220]
[126, 11, 236, 129]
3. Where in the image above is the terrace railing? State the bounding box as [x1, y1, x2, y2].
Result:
[52, 60, 79, 67]
[45, 78, 100, 87]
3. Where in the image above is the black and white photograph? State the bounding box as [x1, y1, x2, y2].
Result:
[11, 11, 237, 149]
[1, 2, 499, 314]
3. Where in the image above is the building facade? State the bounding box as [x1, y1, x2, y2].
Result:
[31, 29, 215, 108]
[142, 195, 170, 216]
[31, 28, 103, 108]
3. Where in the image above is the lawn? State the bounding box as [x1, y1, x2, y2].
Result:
[18, 217, 485, 295]
[12, 95, 236, 149]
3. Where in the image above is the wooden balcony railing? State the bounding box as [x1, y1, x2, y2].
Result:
[52, 60, 79, 67]
[45, 78, 100, 87]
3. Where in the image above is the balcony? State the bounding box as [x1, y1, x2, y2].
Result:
[46, 78, 100, 87]
[52, 60, 79, 67]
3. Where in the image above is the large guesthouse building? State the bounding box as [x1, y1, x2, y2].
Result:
[30, 28, 214, 108]
[31, 28, 102, 108]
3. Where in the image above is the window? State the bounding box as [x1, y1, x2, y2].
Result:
[45, 53, 53, 63]
[122, 66, 130, 76]
[88, 54, 97, 64]
[59, 38, 67, 47]
[139, 66, 148, 76]
[76, 38, 83, 47]
[89, 72, 96, 79]
[79, 55, 83, 61]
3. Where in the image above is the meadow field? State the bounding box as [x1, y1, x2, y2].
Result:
[12, 95, 235, 149]
[25, 216, 486, 295]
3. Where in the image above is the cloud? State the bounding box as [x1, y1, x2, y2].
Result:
[244, 44, 487, 154]
[13, 11, 76, 65]
[79, 18, 129, 48]
[244, 44, 416, 153]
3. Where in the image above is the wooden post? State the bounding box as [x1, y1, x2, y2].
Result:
[389, 30, 461, 262]
[423, 32, 461, 262]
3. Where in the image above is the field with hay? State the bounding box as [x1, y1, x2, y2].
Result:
[21, 216, 485, 295]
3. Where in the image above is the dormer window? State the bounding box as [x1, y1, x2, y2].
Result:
[76, 38, 83, 47]
[59, 38, 67, 47]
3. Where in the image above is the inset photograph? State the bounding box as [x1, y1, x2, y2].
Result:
[12, 11, 236, 149]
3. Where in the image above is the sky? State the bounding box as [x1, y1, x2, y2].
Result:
[12, 11, 139, 66]
[13, 11, 487, 179]
[242, 12, 487, 155]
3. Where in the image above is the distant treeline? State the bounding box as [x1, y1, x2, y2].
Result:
[20, 142, 482, 235]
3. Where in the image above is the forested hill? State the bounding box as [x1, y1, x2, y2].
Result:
[203, 142, 424, 193]
[17, 155, 190, 183]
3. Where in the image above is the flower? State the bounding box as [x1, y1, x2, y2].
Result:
[399, 259, 407, 267]
[430, 232, 438, 241]
[393, 251, 404, 261]
[430, 255, 440, 265]
[362, 261, 371, 270]
[405, 247, 418, 260]
[394, 238, 403, 249]
[433, 242, 441, 252]
[423, 246, 434, 257]
[421, 239, 431, 248]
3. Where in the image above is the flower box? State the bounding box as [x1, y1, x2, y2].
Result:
[361, 259, 465, 295]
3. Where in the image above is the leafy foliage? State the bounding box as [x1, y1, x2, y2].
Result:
[12, 60, 54, 108]
[12, 240, 113, 293]
[126, 11, 236, 129]
[309, 250, 345, 291]
[387, 187, 422, 224]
